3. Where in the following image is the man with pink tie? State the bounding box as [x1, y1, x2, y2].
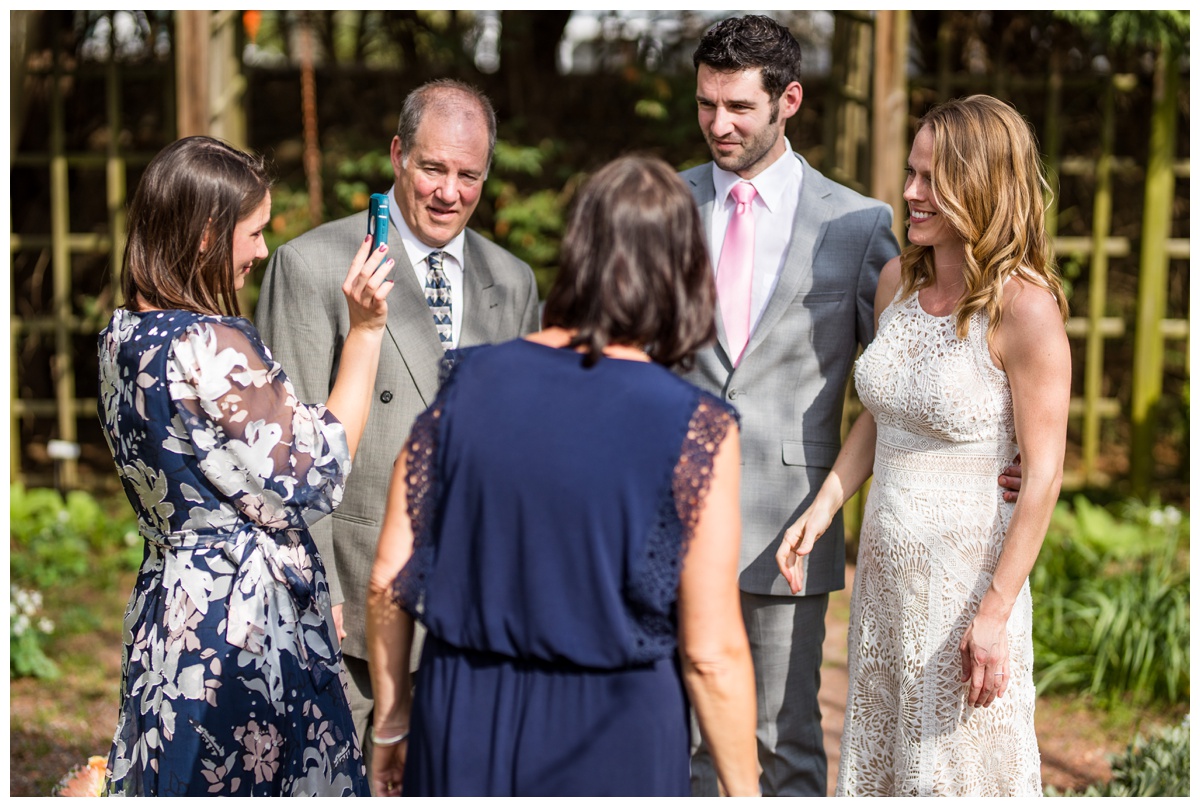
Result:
[679, 14, 901, 796]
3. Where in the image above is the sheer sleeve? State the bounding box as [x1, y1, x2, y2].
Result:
[626, 391, 739, 663]
[165, 318, 350, 532]
[672, 394, 739, 543]
[388, 402, 441, 616]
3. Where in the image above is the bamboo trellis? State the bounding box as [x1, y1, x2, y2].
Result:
[7, 11, 1191, 500]
[9, 10, 245, 489]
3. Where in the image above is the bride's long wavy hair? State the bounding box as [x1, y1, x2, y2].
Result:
[899, 95, 1068, 341]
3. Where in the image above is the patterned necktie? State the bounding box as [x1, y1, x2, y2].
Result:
[716, 182, 757, 365]
[425, 250, 452, 345]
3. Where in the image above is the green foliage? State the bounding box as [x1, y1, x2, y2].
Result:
[1045, 714, 1190, 796]
[1031, 497, 1189, 706]
[10, 586, 60, 680]
[487, 139, 572, 291]
[1053, 10, 1190, 52]
[9, 484, 142, 590]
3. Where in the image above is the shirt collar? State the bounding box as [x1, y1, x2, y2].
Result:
[387, 186, 467, 268]
[712, 139, 803, 214]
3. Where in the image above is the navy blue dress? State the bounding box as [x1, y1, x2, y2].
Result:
[391, 339, 737, 796]
[97, 309, 368, 796]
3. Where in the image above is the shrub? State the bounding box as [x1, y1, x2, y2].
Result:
[1045, 714, 1190, 797]
[1031, 497, 1189, 706]
[9, 484, 142, 589]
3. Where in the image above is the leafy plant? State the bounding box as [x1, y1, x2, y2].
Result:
[1045, 714, 1190, 796]
[9, 484, 142, 590]
[1031, 497, 1189, 706]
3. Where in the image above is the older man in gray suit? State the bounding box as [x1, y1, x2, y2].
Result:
[255, 79, 539, 769]
[680, 16, 899, 797]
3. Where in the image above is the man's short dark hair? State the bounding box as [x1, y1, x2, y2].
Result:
[692, 14, 803, 100]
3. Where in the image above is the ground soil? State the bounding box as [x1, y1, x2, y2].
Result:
[8, 566, 1176, 796]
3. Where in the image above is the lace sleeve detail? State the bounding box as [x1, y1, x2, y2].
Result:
[388, 403, 441, 617]
[625, 391, 738, 663]
[673, 394, 738, 542]
[388, 349, 479, 616]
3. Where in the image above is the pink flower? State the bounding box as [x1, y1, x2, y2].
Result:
[234, 720, 283, 784]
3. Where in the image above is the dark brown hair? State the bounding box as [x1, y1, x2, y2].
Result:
[693, 14, 803, 120]
[122, 136, 271, 317]
[543, 155, 716, 370]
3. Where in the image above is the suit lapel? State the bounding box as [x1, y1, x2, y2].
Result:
[459, 231, 501, 347]
[742, 154, 833, 360]
[385, 249, 443, 406]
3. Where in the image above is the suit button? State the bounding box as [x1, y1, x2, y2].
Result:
[728, 389, 739, 400]
[379, 391, 393, 403]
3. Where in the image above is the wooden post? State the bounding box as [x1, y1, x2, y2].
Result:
[1130, 43, 1179, 496]
[107, 21, 126, 308]
[50, 43, 78, 488]
[300, 16, 323, 227]
[871, 9, 909, 247]
[1082, 75, 1115, 486]
[176, 10, 211, 138]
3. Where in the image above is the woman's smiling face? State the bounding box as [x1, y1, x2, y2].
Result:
[903, 126, 960, 251]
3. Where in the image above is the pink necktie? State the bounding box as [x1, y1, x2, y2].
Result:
[716, 182, 757, 365]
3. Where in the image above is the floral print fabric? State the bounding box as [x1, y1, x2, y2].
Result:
[97, 308, 368, 796]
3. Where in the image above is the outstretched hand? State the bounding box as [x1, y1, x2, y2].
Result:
[343, 236, 394, 333]
[775, 503, 834, 595]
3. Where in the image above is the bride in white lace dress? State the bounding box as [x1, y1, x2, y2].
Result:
[776, 95, 1071, 796]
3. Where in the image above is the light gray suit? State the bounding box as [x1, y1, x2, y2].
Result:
[254, 209, 539, 751]
[681, 154, 899, 795]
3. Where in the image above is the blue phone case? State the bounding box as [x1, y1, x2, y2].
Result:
[368, 193, 389, 251]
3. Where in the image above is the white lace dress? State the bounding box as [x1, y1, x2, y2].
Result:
[837, 291, 1042, 796]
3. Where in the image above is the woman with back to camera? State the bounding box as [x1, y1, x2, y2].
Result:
[776, 95, 1070, 796]
[98, 135, 393, 795]
[364, 154, 759, 797]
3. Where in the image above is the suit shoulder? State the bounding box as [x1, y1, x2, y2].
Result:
[678, 162, 713, 185]
[806, 163, 891, 215]
[281, 210, 369, 253]
[464, 228, 534, 275]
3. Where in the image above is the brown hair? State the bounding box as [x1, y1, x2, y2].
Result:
[122, 136, 272, 317]
[692, 14, 803, 120]
[899, 95, 1069, 340]
[543, 155, 716, 370]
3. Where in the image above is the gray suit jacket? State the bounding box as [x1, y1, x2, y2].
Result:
[680, 155, 900, 597]
[255, 209, 540, 659]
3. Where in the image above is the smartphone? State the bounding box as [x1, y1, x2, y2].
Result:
[368, 193, 389, 252]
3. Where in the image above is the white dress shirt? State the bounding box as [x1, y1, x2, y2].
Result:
[709, 142, 804, 336]
[388, 186, 466, 348]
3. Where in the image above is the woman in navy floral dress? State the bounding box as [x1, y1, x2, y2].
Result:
[97, 136, 393, 795]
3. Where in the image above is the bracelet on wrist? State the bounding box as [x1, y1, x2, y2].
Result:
[370, 726, 409, 746]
